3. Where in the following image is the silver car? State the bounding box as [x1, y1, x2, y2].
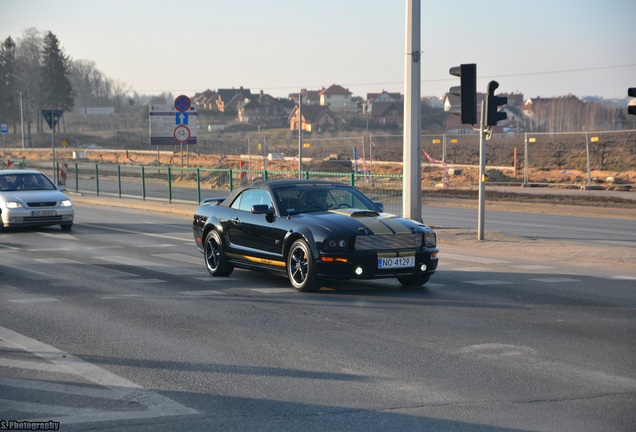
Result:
[0, 169, 74, 231]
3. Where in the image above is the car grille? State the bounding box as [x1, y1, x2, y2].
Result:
[355, 234, 421, 250]
[23, 216, 64, 224]
[27, 201, 57, 207]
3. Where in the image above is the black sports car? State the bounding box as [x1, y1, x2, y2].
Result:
[192, 179, 439, 292]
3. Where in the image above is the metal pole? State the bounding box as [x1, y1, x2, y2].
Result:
[298, 93, 303, 178]
[51, 109, 56, 185]
[20, 92, 25, 149]
[524, 132, 529, 185]
[478, 100, 486, 241]
[403, 0, 422, 221]
[585, 132, 591, 186]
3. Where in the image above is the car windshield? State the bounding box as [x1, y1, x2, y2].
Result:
[273, 185, 379, 215]
[0, 173, 57, 192]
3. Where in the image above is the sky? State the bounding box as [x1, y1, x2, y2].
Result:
[2, 0, 635, 101]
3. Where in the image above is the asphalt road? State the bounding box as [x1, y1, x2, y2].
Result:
[0, 203, 634, 431]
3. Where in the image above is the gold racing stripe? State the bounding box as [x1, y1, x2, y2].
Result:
[226, 252, 286, 267]
[378, 217, 413, 234]
[328, 210, 394, 234]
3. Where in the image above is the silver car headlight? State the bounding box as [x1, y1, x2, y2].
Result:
[61, 199, 72, 207]
[6, 202, 24, 209]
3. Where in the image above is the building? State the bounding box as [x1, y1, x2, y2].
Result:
[289, 105, 336, 133]
[319, 84, 355, 111]
[238, 91, 294, 127]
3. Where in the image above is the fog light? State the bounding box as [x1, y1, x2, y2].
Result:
[355, 266, 363, 275]
[420, 264, 427, 271]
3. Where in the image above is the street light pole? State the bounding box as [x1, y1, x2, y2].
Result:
[20, 91, 25, 149]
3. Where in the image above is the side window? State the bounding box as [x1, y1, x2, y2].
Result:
[231, 189, 272, 212]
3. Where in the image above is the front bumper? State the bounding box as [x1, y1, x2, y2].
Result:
[1, 207, 74, 228]
[316, 248, 439, 280]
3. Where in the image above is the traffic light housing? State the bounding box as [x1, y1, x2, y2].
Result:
[486, 80, 507, 126]
[447, 63, 477, 125]
[628, 88, 636, 115]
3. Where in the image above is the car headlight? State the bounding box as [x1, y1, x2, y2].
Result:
[61, 199, 72, 207]
[424, 232, 436, 248]
[323, 237, 349, 251]
[6, 202, 24, 209]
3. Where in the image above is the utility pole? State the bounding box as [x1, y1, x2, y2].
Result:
[298, 93, 303, 178]
[403, 0, 422, 221]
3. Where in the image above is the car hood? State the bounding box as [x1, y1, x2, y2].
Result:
[294, 208, 427, 236]
[0, 190, 70, 205]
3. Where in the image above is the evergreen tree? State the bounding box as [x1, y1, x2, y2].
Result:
[39, 31, 74, 113]
[0, 36, 17, 130]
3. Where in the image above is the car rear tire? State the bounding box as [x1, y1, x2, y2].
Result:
[397, 273, 431, 288]
[204, 230, 233, 277]
[287, 239, 321, 292]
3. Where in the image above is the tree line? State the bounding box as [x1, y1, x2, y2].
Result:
[0, 28, 131, 140]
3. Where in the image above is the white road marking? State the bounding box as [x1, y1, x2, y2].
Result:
[8, 298, 59, 304]
[511, 264, 553, 270]
[463, 280, 512, 286]
[0, 325, 198, 424]
[251, 288, 295, 293]
[95, 256, 200, 276]
[530, 277, 579, 283]
[153, 253, 201, 265]
[179, 290, 226, 296]
[81, 223, 189, 242]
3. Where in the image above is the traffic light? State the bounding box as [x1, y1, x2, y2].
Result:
[628, 88, 636, 115]
[446, 63, 477, 125]
[485, 80, 507, 126]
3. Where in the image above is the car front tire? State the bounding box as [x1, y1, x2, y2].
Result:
[287, 239, 321, 292]
[204, 230, 233, 277]
[61, 223, 73, 231]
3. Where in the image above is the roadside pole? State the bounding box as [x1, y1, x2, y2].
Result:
[478, 101, 486, 240]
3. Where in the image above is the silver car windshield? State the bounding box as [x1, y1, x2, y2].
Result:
[0, 173, 57, 192]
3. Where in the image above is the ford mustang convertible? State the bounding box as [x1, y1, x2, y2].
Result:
[192, 179, 439, 292]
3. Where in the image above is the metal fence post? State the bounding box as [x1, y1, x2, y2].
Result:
[196, 168, 201, 203]
[74, 162, 79, 194]
[141, 166, 146, 200]
[168, 166, 172, 203]
[117, 165, 122, 198]
[95, 164, 99, 196]
[229, 169, 234, 191]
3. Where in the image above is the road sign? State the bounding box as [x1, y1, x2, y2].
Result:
[174, 95, 191, 112]
[41, 109, 64, 129]
[173, 125, 191, 143]
[0, 124, 7, 134]
[149, 104, 197, 145]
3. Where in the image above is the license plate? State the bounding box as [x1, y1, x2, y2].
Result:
[31, 210, 57, 217]
[378, 256, 414, 269]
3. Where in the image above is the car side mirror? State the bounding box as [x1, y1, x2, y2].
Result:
[251, 204, 274, 215]
[374, 202, 384, 212]
[252, 204, 275, 223]
[58, 185, 67, 191]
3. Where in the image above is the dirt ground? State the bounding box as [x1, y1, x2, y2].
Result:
[3, 147, 635, 219]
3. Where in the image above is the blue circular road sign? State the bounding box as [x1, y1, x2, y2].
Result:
[174, 95, 191, 112]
